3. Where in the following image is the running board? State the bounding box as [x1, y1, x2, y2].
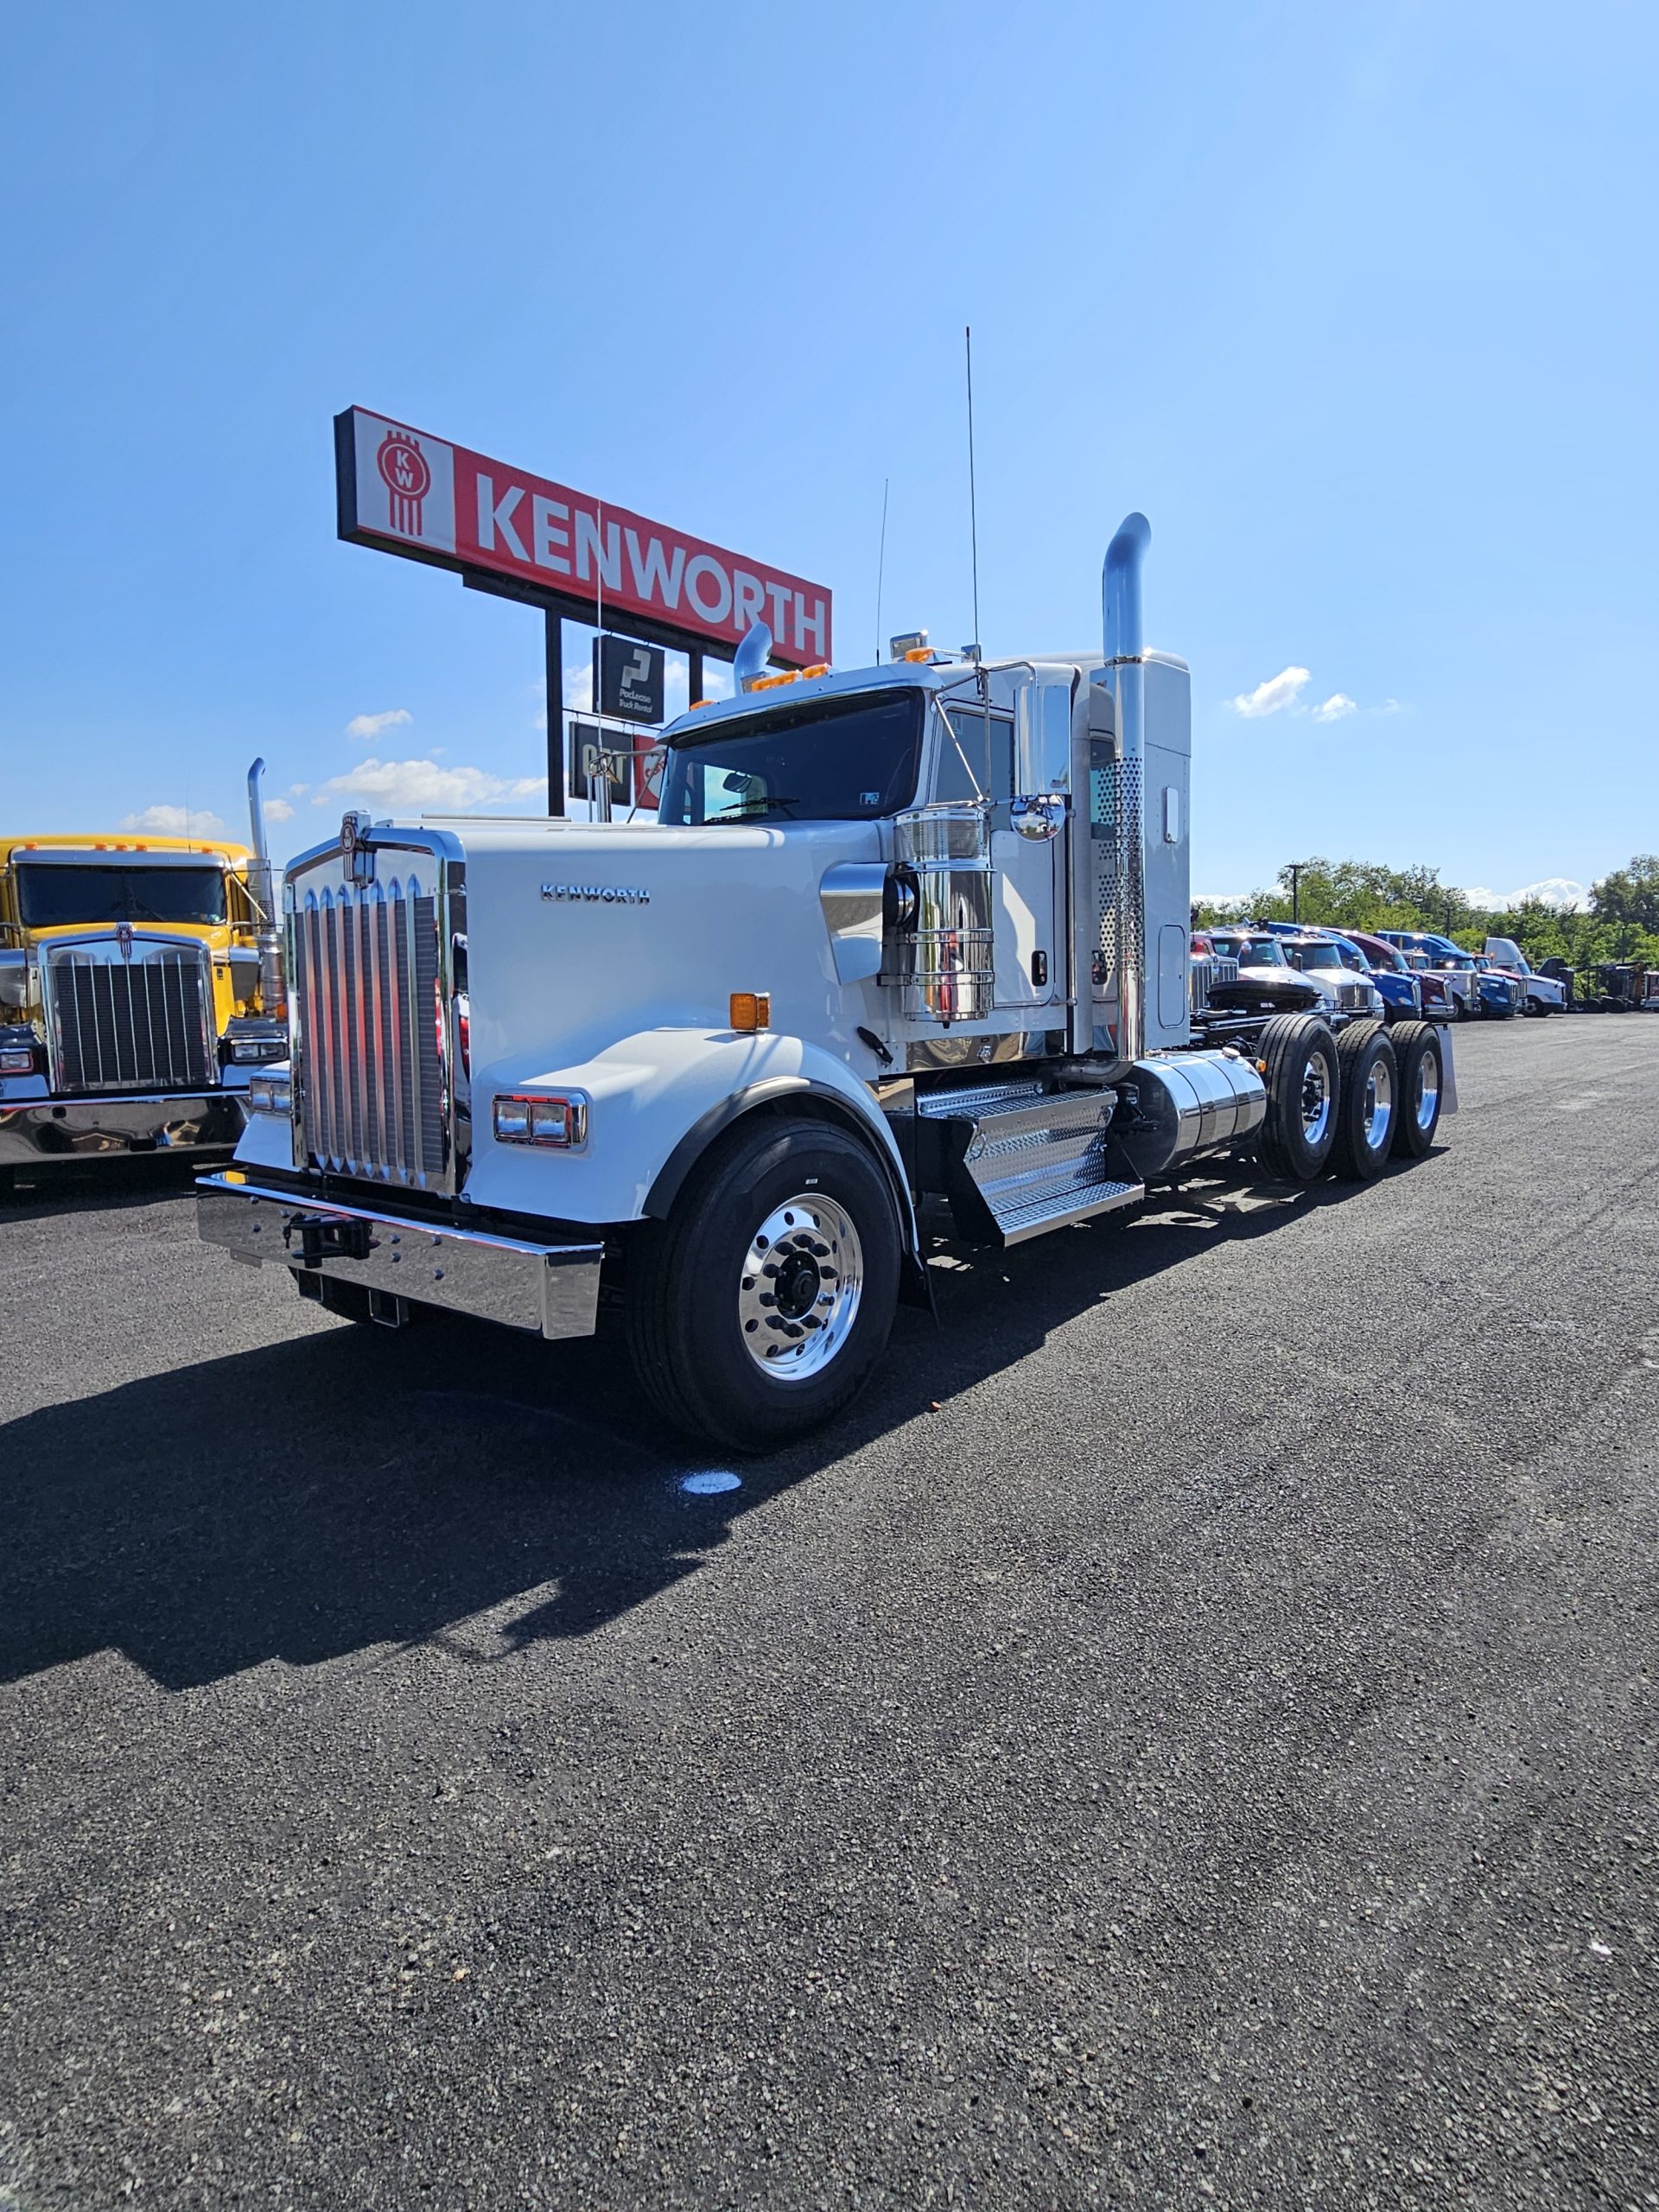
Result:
[914, 1082, 1145, 1247]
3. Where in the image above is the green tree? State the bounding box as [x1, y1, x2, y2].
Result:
[1592, 855, 1659, 937]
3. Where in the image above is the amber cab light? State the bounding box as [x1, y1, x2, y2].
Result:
[729, 993, 771, 1033]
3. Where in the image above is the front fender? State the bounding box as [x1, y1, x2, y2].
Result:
[463, 1027, 912, 1241]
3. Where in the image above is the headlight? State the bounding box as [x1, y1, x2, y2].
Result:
[493, 1091, 588, 1148]
[225, 1017, 289, 1065]
[249, 1072, 292, 1116]
[0, 1024, 42, 1076]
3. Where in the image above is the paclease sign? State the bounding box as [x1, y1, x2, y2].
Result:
[335, 408, 832, 667]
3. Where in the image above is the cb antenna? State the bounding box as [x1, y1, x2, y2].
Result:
[874, 476, 890, 665]
[965, 324, 981, 656]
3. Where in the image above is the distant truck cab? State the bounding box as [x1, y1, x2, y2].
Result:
[0, 764, 287, 1194]
[1483, 938, 1566, 1015]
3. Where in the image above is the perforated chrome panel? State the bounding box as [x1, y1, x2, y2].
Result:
[1091, 753, 1142, 995]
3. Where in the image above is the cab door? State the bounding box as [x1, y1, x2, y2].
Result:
[938, 703, 1058, 1014]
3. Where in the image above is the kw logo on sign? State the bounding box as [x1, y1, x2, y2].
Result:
[377, 429, 431, 537]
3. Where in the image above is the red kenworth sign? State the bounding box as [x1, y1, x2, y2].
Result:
[335, 407, 832, 668]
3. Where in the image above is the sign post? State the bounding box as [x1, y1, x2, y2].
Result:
[544, 613, 565, 817]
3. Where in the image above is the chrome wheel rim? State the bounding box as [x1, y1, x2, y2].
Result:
[1414, 1051, 1440, 1133]
[1363, 1054, 1395, 1150]
[1301, 1055, 1332, 1147]
[737, 1193, 863, 1382]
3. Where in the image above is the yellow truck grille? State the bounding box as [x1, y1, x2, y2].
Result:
[46, 942, 215, 1094]
[292, 880, 448, 1188]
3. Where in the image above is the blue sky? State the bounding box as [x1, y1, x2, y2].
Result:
[3, 0, 1654, 901]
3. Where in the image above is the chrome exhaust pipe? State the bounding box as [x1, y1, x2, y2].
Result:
[1102, 514, 1150, 1060]
[246, 758, 285, 1012]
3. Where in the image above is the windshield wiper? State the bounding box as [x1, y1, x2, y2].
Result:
[706, 796, 800, 821]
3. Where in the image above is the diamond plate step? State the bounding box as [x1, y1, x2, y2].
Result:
[914, 1078, 1145, 1245]
[993, 1174, 1143, 1243]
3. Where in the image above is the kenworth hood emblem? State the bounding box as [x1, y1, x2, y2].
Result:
[340, 810, 375, 886]
[540, 882, 651, 906]
[116, 924, 135, 962]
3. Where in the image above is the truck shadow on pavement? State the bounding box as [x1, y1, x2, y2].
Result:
[0, 1166, 1422, 1692]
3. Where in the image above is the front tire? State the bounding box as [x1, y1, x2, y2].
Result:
[1252, 1014, 1339, 1183]
[1389, 1021, 1444, 1159]
[1331, 1021, 1399, 1180]
[626, 1115, 902, 1452]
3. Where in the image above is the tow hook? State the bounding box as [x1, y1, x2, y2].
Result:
[286, 1214, 374, 1267]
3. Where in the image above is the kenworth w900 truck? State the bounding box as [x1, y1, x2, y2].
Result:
[0, 765, 288, 1196]
[198, 517, 1454, 1449]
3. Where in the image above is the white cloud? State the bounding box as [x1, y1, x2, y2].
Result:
[314, 757, 544, 815]
[1228, 666, 1311, 718]
[118, 804, 229, 836]
[1461, 878, 1587, 911]
[1509, 877, 1587, 910]
[1375, 698, 1408, 715]
[264, 797, 295, 823]
[1312, 693, 1357, 722]
[563, 664, 594, 711]
[345, 708, 413, 741]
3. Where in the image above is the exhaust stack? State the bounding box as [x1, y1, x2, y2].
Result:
[1102, 514, 1151, 1059]
[245, 758, 285, 1013]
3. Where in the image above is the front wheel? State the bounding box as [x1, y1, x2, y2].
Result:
[1389, 1021, 1444, 1160]
[626, 1115, 902, 1452]
[1331, 1020, 1399, 1180]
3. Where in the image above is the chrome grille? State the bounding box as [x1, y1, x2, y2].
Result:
[293, 876, 448, 1188]
[47, 941, 214, 1093]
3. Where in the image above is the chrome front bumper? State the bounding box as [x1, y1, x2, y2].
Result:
[195, 1173, 603, 1341]
[0, 1091, 245, 1166]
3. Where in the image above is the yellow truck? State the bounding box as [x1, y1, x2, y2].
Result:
[0, 762, 287, 1195]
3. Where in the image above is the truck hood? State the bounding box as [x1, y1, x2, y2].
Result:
[441, 816, 887, 1078]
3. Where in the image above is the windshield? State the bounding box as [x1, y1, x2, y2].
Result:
[1213, 935, 1287, 967]
[658, 688, 925, 827]
[1287, 943, 1344, 971]
[15, 862, 227, 929]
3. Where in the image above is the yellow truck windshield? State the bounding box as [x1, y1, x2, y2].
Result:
[14, 862, 227, 929]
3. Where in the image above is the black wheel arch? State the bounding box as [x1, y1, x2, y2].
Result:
[642, 1078, 926, 1296]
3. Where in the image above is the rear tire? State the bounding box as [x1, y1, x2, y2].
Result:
[1252, 1014, 1339, 1184]
[1389, 1022, 1444, 1160]
[1330, 1020, 1399, 1180]
[626, 1115, 902, 1452]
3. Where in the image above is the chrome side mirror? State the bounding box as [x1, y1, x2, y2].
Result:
[0, 948, 32, 1009]
[1011, 793, 1065, 842]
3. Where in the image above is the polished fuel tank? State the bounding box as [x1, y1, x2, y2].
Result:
[1116, 1049, 1267, 1178]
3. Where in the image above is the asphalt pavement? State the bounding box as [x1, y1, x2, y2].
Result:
[2, 1017, 1656, 2211]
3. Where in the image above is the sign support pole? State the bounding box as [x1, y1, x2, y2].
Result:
[544, 612, 566, 817]
[688, 647, 704, 711]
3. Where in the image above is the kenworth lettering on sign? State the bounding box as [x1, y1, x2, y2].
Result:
[335, 407, 832, 667]
[200, 516, 1456, 1451]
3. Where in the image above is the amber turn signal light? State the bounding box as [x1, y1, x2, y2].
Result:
[729, 993, 771, 1032]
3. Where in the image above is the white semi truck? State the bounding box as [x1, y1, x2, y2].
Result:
[199, 516, 1454, 1449]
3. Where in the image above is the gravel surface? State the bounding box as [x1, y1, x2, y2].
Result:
[2, 1017, 1656, 2210]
